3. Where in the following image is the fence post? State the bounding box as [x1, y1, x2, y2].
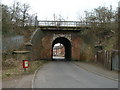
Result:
[118, 1, 120, 71]
[109, 51, 112, 70]
[106, 51, 108, 68]
[103, 50, 106, 67]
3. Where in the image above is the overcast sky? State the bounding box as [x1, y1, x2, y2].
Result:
[1, 0, 120, 20]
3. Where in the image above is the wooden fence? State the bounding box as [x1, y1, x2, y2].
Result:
[96, 50, 119, 71]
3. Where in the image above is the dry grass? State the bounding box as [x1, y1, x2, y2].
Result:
[2, 60, 48, 79]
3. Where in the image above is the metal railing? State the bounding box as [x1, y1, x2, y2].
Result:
[38, 21, 89, 27]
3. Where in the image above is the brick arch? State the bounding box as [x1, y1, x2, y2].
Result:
[26, 29, 81, 61]
[52, 37, 71, 60]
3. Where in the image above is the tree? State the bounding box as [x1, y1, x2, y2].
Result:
[2, 4, 13, 36]
[27, 14, 35, 26]
[10, 1, 21, 27]
[2, 1, 36, 36]
[20, 3, 30, 28]
[83, 6, 117, 51]
[84, 6, 117, 38]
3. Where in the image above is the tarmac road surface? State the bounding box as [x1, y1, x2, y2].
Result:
[33, 61, 118, 88]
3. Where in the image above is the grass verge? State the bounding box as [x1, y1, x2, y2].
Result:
[2, 60, 48, 79]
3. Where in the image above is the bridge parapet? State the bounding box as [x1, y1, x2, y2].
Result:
[38, 21, 89, 27]
[38, 21, 91, 31]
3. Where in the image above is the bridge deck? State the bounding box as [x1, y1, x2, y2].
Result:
[38, 21, 90, 31]
[39, 26, 90, 31]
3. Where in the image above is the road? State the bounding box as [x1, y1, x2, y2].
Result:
[33, 61, 118, 88]
[52, 56, 65, 60]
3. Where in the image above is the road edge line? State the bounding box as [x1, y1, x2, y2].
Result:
[31, 65, 42, 89]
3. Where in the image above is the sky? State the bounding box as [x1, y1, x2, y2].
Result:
[1, 0, 120, 20]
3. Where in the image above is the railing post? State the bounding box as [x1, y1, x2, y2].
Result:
[35, 16, 39, 28]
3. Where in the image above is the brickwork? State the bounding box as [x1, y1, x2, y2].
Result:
[72, 37, 81, 60]
[26, 29, 81, 60]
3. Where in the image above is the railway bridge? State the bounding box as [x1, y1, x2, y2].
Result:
[25, 21, 90, 60]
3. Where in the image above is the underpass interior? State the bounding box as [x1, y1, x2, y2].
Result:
[52, 37, 71, 61]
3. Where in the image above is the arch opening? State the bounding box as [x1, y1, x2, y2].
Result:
[52, 43, 65, 60]
[52, 37, 71, 61]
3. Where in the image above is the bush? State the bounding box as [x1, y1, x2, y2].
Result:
[2, 58, 17, 69]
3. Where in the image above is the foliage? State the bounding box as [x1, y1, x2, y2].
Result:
[85, 7, 115, 34]
[79, 6, 117, 61]
[2, 1, 36, 36]
[2, 5, 13, 35]
[83, 5, 117, 48]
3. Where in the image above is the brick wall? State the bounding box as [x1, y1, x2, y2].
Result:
[26, 30, 81, 60]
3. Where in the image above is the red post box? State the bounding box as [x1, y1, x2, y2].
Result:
[23, 60, 29, 68]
